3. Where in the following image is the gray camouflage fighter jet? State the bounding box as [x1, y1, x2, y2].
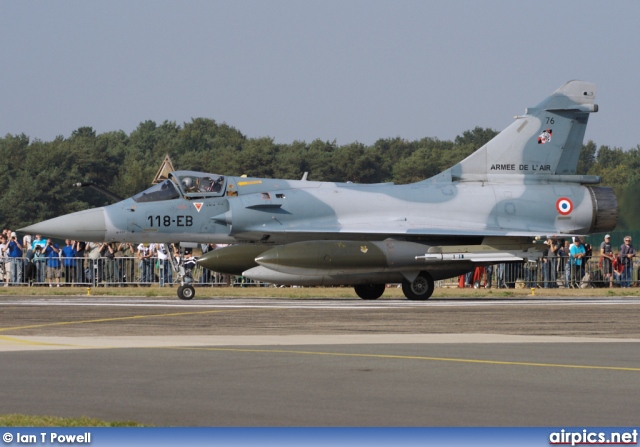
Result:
[21, 80, 618, 300]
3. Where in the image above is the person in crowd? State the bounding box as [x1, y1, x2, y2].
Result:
[612, 251, 624, 284]
[32, 245, 46, 285]
[7, 232, 23, 285]
[86, 242, 102, 284]
[544, 238, 560, 288]
[155, 243, 173, 287]
[472, 266, 485, 288]
[43, 238, 61, 287]
[61, 239, 77, 286]
[74, 241, 86, 284]
[31, 234, 48, 284]
[464, 271, 473, 287]
[600, 234, 614, 288]
[524, 260, 537, 288]
[541, 244, 549, 287]
[117, 242, 136, 285]
[31, 234, 47, 251]
[584, 243, 593, 263]
[24, 243, 37, 286]
[22, 234, 33, 254]
[560, 240, 571, 288]
[583, 242, 593, 285]
[484, 264, 493, 289]
[0, 234, 8, 287]
[100, 242, 116, 285]
[137, 243, 154, 285]
[619, 236, 636, 288]
[183, 248, 197, 276]
[496, 263, 506, 288]
[22, 234, 33, 266]
[569, 237, 586, 288]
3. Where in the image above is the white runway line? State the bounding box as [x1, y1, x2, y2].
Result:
[3, 333, 640, 352]
[1, 297, 640, 310]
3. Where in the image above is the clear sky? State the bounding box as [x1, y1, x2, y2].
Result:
[1, 0, 639, 149]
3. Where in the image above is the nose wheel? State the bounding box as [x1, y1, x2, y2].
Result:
[177, 284, 195, 300]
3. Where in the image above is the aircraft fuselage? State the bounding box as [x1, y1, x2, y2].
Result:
[93, 177, 613, 245]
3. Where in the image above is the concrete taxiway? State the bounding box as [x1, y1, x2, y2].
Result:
[1, 295, 639, 425]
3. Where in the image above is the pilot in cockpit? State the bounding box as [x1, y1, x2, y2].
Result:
[198, 176, 224, 193]
[199, 177, 214, 192]
[212, 176, 224, 193]
[181, 177, 197, 193]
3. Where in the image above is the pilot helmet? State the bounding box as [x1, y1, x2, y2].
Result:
[181, 177, 193, 190]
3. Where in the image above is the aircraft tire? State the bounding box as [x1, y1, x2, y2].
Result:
[354, 283, 385, 300]
[402, 272, 434, 300]
[178, 284, 195, 300]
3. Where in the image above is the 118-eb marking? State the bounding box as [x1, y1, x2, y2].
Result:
[148, 215, 193, 227]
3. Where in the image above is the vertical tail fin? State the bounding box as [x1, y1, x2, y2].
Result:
[442, 80, 598, 182]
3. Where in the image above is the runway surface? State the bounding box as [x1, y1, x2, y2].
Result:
[1, 295, 639, 425]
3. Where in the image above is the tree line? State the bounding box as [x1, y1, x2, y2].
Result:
[1, 118, 638, 230]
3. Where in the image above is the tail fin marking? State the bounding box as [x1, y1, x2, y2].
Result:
[439, 80, 598, 182]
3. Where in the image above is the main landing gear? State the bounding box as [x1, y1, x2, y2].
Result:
[354, 283, 386, 300]
[353, 272, 435, 301]
[401, 272, 434, 300]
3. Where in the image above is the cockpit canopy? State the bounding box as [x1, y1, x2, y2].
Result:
[132, 171, 226, 203]
[132, 180, 180, 203]
[176, 173, 225, 195]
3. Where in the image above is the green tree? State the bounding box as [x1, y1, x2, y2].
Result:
[577, 141, 597, 175]
[273, 141, 308, 180]
[305, 139, 338, 181]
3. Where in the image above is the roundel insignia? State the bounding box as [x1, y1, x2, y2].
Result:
[556, 198, 573, 216]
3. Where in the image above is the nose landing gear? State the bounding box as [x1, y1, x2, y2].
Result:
[177, 284, 195, 300]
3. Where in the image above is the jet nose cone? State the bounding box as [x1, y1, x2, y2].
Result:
[20, 208, 107, 241]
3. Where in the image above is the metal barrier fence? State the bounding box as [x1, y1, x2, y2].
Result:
[1, 255, 638, 289]
[0, 256, 269, 288]
[436, 256, 640, 289]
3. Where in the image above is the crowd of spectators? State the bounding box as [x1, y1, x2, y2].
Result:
[0, 230, 232, 287]
[458, 234, 638, 289]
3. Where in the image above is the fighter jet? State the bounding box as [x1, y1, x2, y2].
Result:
[21, 80, 618, 300]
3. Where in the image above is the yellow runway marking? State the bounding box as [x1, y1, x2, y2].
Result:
[0, 335, 77, 348]
[0, 308, 258, 333]
[171, 346, 640, 372]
